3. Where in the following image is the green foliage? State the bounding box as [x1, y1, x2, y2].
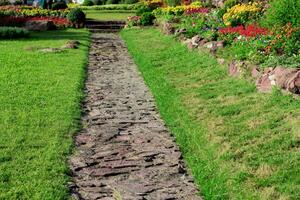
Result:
[67, 8, 86, 25]
[136, 5, 152, 16]
[265, 0, 300, 27]
[0, 0, 10, 6]
[79, 4, 138, 10]
[106, 0, 120, 4]
[190, 1, 202, 7]
[121, 0, 138, 4]
[52, 1, 68, 10]
[140, 12, 155, 26]
[13, 0, 23, 5]
[82, 0, 94, 6]
[93, 0, 105, 5]
[0, 27, 29, 39]
[165, 0, 181, 7]
[180, 14, 205, 38]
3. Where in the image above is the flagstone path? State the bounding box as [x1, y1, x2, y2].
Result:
[69, 33, 202, 200]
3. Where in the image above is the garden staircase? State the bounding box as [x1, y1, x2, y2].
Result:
[85, 20, 126, 33]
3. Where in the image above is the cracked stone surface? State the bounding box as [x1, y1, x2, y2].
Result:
[69, 33, 202, 200]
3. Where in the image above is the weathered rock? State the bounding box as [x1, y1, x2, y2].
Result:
[25, 20, 56, 31]
[39, 48, 63, 53]
[256, 68, 273, 92]
[229, 60, 239, 77]
[217, 58, 225, 65]
[191, 35, 202, 46]
[251, 66, 260, 78]
[273, 67, 300, 93]
[160, 22, 175, 35]
[174, 28, 186, 36]
[63, 40, 80, 49]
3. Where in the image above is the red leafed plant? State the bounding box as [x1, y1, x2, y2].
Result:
[219, 24, 269, 37]
[0, 16, 70, 27]
[185, 8, 209, 15]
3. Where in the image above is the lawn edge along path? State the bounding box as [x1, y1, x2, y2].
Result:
[0, 29, 90, 199]
[121, 28, 300, 200]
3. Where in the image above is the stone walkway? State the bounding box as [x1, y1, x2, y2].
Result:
[69, 33, 202, 200]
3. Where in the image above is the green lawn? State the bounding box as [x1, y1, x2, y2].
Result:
[0, 29, 89, 199]
[84, 10, 135, 21]
[121, 28, 300, 200]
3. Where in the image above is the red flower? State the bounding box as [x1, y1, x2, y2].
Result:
[219, 24, 269, 37]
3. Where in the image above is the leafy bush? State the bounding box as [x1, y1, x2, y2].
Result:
[140, 12, 155, 26]
[52, 1, 68, 10]
[78, 4, 138, 10]
[121, 0, 138, 4]
[136, 5, 152, 16]
[67, 8, 86, 26]
[0, 27, 29, 39]
[190, 1, 202, 7]
[93, 0, 104, 5]
[82, 0, 94, 6]
[126, 15, 141, 27]
[13, 0, 23, 5]
[180, 14, 205, 38]
[165, 0, 181, 7]
[0, 0, 10, 6]
[106, 0, 120, 4]
[265, 0, 300, 27]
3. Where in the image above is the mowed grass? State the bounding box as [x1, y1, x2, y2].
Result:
[121, 28, 300, 200]
[0, 29, 89, 199]
[84, 10, 134, 21]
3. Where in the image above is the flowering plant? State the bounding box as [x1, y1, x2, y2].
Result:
[223, 2, 262, 26]
[219, 24, 269, 37]
[185, 7, 209, 15]
[126, 16, 141, 27]
[0, 16, 70, 27]
[0, 5, 69, 18]
[154, 5, 203, 16]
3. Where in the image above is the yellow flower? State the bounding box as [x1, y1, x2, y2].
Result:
[223, 2, 261, 26]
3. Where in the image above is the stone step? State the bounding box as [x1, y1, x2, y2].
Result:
[86, 20, 126, 25]
[89, 28, 121, 33]
[86, 24, 125, 29]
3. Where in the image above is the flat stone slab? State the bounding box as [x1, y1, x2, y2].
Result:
[69, 33, 202, 200]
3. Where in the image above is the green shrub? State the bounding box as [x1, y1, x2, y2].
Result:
[121, 0, 138, 4]
[67, 8, 86, 26]
[180, 14, 205, 38]
[190, 1, 202, 7]
[79, 4, 137, 10]
[106, 0, 120, 4]
[52, 1, 68, 10]
[82, 0, 94, 6]
[136, 5, 152, 16]
[13, 0, 23, 5]
[165, 0, 180, 7]
[140, 12, 155, 26]
[265, 0, 300, 27]
[93, 0, 104, 5]
[0, 27, 29, 39]
[0, 0, 10, 6]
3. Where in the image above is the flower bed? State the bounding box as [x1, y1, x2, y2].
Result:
[219, 24, 269, 37]
[0, 16, 69, 27]
[0, 6, 69, 18]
